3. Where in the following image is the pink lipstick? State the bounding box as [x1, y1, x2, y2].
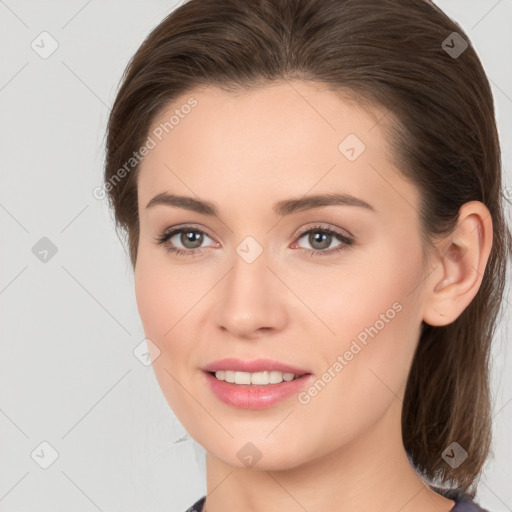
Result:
[202, 358, 314, 409]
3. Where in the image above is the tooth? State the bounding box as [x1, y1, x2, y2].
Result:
[269, 371, 284, 384]
[234, 371, 251, 385]
[213, 370, 300, 384]
[250, 371, 270, 385]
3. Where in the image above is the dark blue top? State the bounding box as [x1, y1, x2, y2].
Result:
[184, 487, 490, 512]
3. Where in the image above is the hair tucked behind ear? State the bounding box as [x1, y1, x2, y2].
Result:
[103, 0, 512, 498]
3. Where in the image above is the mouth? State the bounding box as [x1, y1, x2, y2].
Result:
[205, 370, 308, 386]
[202, 370, 314, 409]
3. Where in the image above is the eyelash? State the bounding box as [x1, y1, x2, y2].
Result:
[154, 224, 354, 258]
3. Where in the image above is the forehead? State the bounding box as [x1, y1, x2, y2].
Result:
[137, 80, 418, 217]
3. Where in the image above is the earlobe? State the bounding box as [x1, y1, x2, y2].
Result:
[422, 201, 493, 327]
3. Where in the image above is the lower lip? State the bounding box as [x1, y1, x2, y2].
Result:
[203, 371, 314, 409]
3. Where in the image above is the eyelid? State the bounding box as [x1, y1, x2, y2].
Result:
[160, 223, 214, 238]
[293, 222, 354, 241]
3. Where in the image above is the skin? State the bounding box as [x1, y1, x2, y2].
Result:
[134, 80, 493, 512]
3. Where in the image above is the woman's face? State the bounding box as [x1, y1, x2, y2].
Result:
[134, 80, 430, 469]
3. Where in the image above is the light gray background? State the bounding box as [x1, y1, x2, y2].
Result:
[1, 1, 511, 511]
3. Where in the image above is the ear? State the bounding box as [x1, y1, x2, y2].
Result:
[422, 201, 493, 327]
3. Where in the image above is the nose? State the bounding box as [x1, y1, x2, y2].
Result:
[213, 243, 289, 340]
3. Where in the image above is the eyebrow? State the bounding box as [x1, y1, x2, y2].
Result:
[145, 192, 376, 216]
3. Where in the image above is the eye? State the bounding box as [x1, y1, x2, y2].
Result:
[153, 225, 216, 257]
[292, 225, 354, 257]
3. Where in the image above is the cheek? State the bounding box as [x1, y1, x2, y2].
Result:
[133, 250, 213, 395]
[290, 240, 420, 339]
[134, 254, 198, 418]
[133, 254, 191, 391]
[134, 249, 200, 341]
[134, 259, 166, 339]
[293, 286, 420, 458]
[301, 243, 424, 416]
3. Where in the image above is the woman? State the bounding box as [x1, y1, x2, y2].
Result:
[102, 0, 511, 511]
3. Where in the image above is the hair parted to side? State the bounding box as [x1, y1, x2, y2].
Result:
[103, 0, 512, 498]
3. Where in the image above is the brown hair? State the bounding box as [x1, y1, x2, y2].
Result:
[103, 0, 512, 498]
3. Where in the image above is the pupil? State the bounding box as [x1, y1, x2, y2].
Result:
[182, 231, 203, 249]
[311, 231, 330, 250]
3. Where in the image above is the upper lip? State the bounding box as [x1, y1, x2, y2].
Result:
[202, 358, 311, 375]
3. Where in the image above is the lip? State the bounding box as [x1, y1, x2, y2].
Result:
[202, 358, 310, 375]
[203, 371, 315, 409]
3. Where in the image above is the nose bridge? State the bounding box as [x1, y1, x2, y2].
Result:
[214, 233, 287, 335]
[226, 235, 272, 304]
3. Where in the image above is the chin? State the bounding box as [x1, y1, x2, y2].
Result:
[200, 434, 314, 472]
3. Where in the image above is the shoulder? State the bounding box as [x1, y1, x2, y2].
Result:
[451, 499, 491, 512]
[184, 495, 206, 512]
[429, 485, 491, 512]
